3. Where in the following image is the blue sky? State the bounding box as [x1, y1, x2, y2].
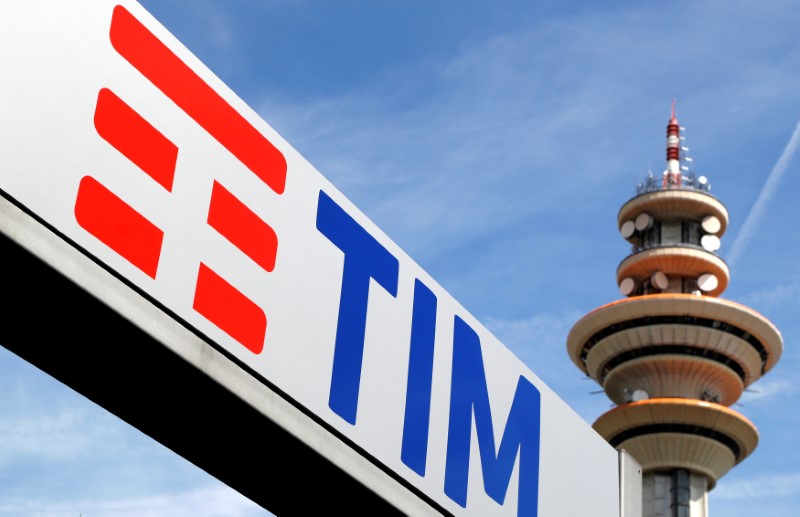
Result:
[2, 0, 800, 515]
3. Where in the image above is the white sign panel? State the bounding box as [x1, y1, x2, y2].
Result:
[0, 2, 619, 516]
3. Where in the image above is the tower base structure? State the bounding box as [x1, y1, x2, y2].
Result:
[642, 470, 708, 517]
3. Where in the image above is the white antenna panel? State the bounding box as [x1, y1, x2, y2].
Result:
[697, 273, 719, 292]
[701, 234, 721, 252]
[634, 212, 653, 232]
[619, 277, 636, 296]
[620, 220, 636, 238]
[651, 271, 669, 290]
[701, 215, 721, 234]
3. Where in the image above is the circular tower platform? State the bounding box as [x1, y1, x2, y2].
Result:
[593, 398, 759, 488]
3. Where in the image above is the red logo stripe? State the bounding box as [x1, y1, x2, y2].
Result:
[74, 176, 164, 278]
[193, 262, 267, 354]
[207, 181, 278, 272]
[94, 88, 178, 192]
[109, 5, 287, 195]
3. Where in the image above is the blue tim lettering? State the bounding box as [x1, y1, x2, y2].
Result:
[444, 316, 541, 517]
[401, 279, 438, 475]
[315, 190, 399, 424]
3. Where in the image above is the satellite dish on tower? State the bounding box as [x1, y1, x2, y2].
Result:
[651, 271, 669, 291]
[620, 220, 636, 238]
[701, 234, 721, 252]
[619, 277, 636, 296]
[701, 215, 721, 234]
[635, 213, 653, 232]
[631, 389, 650, 402]
[697, 273, 719, 292]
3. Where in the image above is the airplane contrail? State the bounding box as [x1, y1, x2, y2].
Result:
[725, 118, 800, 270]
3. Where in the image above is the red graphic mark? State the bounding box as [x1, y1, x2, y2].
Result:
[94, 88, 178, 192]
[193, 263, 267, 354]
[75, 176, 164, 279]
[76, 6, 286, 354]
[109, 5, 287, 195]
[207, 181, 278, 272]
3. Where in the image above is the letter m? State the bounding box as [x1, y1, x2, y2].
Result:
[444, 316, 541, 517]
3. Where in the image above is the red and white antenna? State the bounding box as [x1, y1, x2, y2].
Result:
[664, 99, 682, 187]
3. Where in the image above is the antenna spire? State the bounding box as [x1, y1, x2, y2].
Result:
[664, 100, 682, 187]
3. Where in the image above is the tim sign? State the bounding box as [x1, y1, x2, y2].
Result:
[0, 2, 619, 516]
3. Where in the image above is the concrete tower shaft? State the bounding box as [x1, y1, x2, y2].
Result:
[566, 106, 784, 516]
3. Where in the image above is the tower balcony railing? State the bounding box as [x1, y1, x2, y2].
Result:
[635, 171, 714, 197]
[625, 240, 722, 257]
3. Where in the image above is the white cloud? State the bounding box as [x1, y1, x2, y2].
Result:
[726, 118, 800, 270]
[252, 0, 800, 278]
[0, 485, 264, 517]
[0, 408, 95, 464]
[740, 280, 800, 311]
[714, 472, 800, 500]
[484, 311, 582, 358]
[739, 377, 797, 404]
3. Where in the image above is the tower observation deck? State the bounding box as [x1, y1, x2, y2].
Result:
[566, 104, 783, 516]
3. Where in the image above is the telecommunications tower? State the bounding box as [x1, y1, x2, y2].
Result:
[566, 104, 783, 516]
